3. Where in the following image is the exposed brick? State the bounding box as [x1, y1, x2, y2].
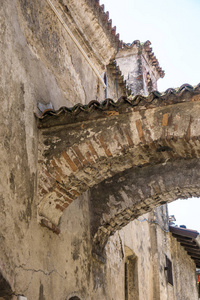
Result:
[38, 94, 200, 244]
[62, 202, 69, 209]
[98, 135, 112, 157]
[39, 186, 49, 196]
[73, 145, 88, 166]
[55, 184, 75, 201]
[62, 151, 78, 172]
[123, 128, 134, 146]
[113, 133, 123, 150]
[69, 189, 80, 197]
[136, 119, 145, 143]
[68, 148, 82, 169]
[85, 151, 95, 164]
[40, 218, 60, 234]
[86, 141, 99, 160]
[55, 204, 65, 212]
[162, 113, 169, 126]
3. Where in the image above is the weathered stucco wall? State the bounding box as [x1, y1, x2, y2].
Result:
[1, 1, 199, 299]
[106, 65, 127, 100]
[170, 234, 198, 300]
[104, 207, 198, 300]
[116, 45, 161, 95]
[16, 0, 108, 105]
[0, 1, 108, 298]
[116, 47, 144, 95]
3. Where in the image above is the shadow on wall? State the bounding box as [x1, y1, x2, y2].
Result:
[0, 272, 13, 299]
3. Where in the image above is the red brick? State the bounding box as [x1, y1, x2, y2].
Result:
[86, 141, 99, 160]
[69, 189, 80, 197]
[85, 151, 95, 164]
[56, 204, 65, 212]
[136, 119, 145, 144]
[62, 202, 69, 209]
[98, 135, 112, 157]
[73, 145, 88, 166]
[123, 128, 134, 146]
[55, 184, 75, 201]
[62, 151, 78, 172]
[51, 158, 66, 178]
[39, 186, 49, 195]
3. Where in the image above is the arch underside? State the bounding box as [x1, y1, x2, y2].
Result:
[37, 87, 200, 249]
[90, 158, 200, 252]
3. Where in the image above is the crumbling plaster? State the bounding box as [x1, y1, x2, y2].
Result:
[0, 1, 199, 299]
[0, 1, 111, 298]
[116, 45, 160, 95]
[105, 206, 198, 300]
[37, 91, 200, 247]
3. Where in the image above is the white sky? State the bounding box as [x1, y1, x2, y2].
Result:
[100, 0, 200, 231]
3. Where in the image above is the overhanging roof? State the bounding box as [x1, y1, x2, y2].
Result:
[36, 83, 200, 128]
[170, 225, 200, 268]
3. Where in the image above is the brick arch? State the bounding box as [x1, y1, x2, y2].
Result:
[37, 85, 200, 238]
[90, 158, 200, 253]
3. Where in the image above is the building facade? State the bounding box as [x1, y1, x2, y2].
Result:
[0, 1, 199, 299]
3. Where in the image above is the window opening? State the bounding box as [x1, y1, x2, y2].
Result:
[165, 255, 173, 285]
[124, 246, 139, 300]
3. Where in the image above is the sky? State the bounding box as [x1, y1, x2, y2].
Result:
[100, 0, 200, 231]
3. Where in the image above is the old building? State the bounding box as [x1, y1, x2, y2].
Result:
[0, 0, 200, 299]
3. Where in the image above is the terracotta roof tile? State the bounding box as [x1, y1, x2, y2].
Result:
[36, 83, 200, 128]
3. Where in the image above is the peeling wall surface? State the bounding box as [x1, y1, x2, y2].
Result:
[105, 207, 198, 300]
[0, 1, 199, 299]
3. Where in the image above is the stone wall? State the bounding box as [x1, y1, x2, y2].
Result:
[105, 207, 198, 300]
[0, 1, 198, 299]
[116, 43, 162, 95]
[0, 0, 111, 298]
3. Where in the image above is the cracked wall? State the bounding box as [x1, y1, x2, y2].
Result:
[1, 1, 199, 299]
[0, 1, 111, 299]
[103, 205, 198, 300]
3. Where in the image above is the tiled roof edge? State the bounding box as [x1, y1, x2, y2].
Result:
[36, 83, 200, 119]
[87, 0, 123, 50]
[36, 84, 200, 128]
